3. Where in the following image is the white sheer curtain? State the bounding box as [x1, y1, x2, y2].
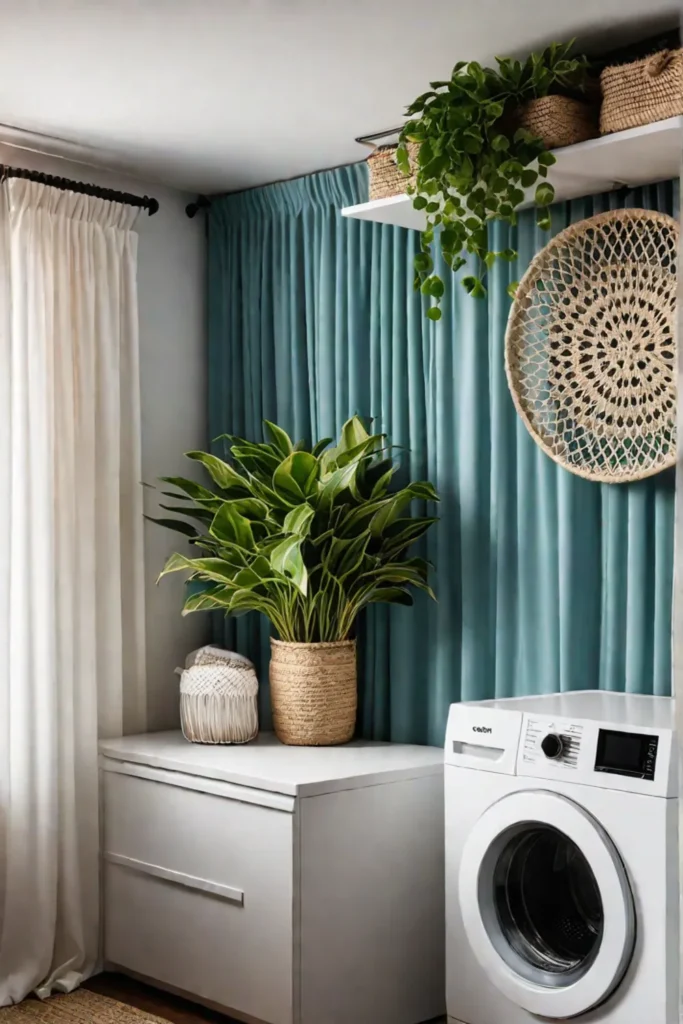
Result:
[0, 177, 147, 1004]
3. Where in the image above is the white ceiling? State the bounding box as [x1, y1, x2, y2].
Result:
[0, 0, 678, 194]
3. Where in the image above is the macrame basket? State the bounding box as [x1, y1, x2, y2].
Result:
[179, 647, 258, 744]
[505, 208, 678, 484]
[600, 49, 683, 134]
[269, 639, 357, 746]
[367, 144, 418, 200]
[515, 95, 599, 149]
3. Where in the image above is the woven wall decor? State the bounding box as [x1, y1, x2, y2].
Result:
[505, 208, 678, 483]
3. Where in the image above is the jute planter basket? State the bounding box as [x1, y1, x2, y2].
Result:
[600, 49, 683, 134]
[367, 144, 419, 200]
[515, 95, 598, 149]
[269, 638, 357, 746]
[505, 208, 678, 484]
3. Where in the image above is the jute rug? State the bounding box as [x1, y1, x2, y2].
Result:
[0, 990, 170, 1023]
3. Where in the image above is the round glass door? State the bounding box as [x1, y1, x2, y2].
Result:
[493, 824, 603, 982]
[459, 791, 635, 1019]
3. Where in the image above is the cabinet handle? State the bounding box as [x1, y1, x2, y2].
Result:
[104, 852, 244, 906]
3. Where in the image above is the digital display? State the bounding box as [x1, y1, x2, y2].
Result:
[595, 729, 658, 780]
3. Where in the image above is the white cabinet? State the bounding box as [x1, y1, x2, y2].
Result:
[100, 731, 445, 1024]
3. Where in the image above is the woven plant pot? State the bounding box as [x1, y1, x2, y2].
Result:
[514, 95, 599, 149]
[367, 144, 418, 200]
[269, 638, 357, 746]
[600, 49, 683, 134]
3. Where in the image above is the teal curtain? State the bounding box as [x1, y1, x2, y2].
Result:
[208, 165, 675, 746]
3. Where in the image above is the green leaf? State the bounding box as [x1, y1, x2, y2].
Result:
[340, 416, 371, 453]
[158, 477, 223, 508]
[370, 466, 395, 499]
[144, 516, 198, 538]
[184, 452, 249, 493]
[210, 505, 256, 550]
[508, 187, 526, 208]
[263, 420, 293, 457]
[272, 451, 319, 500]
[498, 248, 517, 262]
[537, 151, 557, 167]
[395, 144, 411, 176]
[427, 307, 442, 322]
[487, 101, 505, 120]
[421, 275, 445, 299]
[319, 460, 362, 508]
[270, 536, 308, 595]
[413, 195, 428, 211]
[158, 504, 215, 525]
[311, 436, 333, 458]
[484, 252, 497, 270]
[418, 140, 434, 166]
[462, 275, 477, 295]
[537, 212, 552, 231]
[283, 503, 315, 536]
[520, 169, 538, 188]
[507, 280, 519, 299]
[182, 584, 236, 614]
[535, 182, 555, 207]
[414, 251, 433, 274]
[491, 134, 510, 152]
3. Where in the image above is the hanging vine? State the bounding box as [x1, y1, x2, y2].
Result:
[397, 42, 590, 319]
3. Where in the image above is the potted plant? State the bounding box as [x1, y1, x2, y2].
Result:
[396, 41, 591, 318]
[151, 417, 439, 746]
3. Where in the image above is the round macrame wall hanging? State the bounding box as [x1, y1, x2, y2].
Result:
[505, 208, 678, 483]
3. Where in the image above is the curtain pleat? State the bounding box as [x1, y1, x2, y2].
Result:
[208, 167, 676, 745]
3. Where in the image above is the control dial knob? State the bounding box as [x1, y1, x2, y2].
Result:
[541, 733, 565, 760]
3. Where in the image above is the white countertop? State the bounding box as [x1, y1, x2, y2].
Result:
[99, 730, 444, 797]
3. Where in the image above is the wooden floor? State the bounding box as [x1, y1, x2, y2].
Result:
[85, 974, 236, 1024]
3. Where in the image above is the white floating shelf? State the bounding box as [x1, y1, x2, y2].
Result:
[342, 117, 683, 231]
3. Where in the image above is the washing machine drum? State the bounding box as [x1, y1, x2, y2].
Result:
[459, 790, 635, 1019]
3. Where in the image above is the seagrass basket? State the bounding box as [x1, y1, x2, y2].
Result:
[269, 639, 356, 746]
[367, 144, 418, 200]
[600, 49, 683, 134]
[505, 208, 678, 483]
[515, 95, 598, 149]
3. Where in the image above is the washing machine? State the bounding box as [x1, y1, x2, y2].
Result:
[444, 691, 678, 1023]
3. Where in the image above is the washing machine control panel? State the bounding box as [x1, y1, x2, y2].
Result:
[522, 717, 583, 769]
[516, 713, 674, 795]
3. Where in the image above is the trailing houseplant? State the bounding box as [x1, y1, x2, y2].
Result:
[397, 41, 590, 318]
[152, 416, 439, 745]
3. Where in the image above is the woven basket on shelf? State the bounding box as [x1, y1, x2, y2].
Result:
[505, 208, 678, 484]
[600, 49, 683, 134]
[269, 638, 356, 746]
[180, 646, 258, 744]
[514, 95, 599, 149]
[367, 144, 418, 200]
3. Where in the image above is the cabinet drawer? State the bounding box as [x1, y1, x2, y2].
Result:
[103, 767, 292, 891]
[102, 766, 294, 1024]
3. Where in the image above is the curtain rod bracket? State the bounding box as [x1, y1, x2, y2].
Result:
[186, 195, 211, 219]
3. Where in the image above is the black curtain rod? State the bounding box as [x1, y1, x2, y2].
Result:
[0, 165, 159, 216]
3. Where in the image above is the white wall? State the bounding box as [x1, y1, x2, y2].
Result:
[0, 144, 210, 730]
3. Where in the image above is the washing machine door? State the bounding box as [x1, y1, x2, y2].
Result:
[459, 790, 635, 1020]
